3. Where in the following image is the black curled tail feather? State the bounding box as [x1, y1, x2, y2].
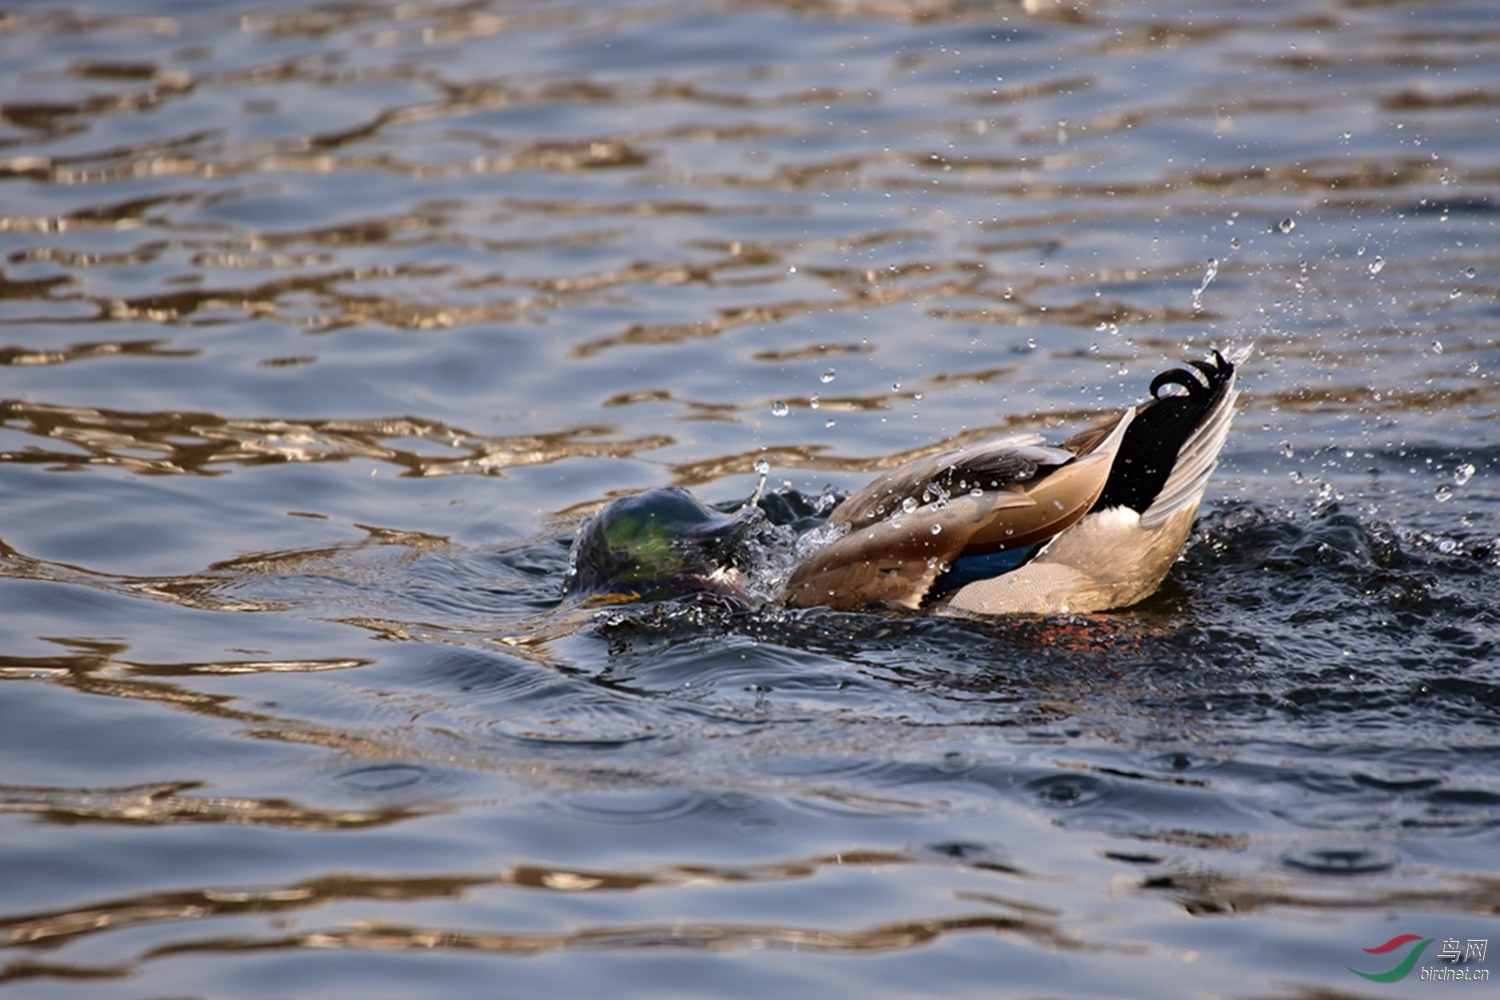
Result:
[1148, 350, 1228, 401]
[1092, 351, 1235, 515]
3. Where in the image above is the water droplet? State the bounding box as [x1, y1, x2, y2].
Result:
[1025, 337, 1036, 350]
[820, 369, 836, 383]
[824, 418, 836, 428]
[901, 496, 918, 514]
[1367, 257, 1385, 275]
[930, 524, 942, 535]
[1191, 257, 1219, 311]
[891, 381, 901, 392]
[1464, 267, 1476, 279]
[754, 457, 770, 476]
[1277, 218, 1296, 234]
[1281, 441, 1294, 458]
[1229, 237, 1241, 249]
[1431, 340, 1444, 355]
[809, 394, 820, 410]
[1454, 463, 1475, 486]
[1435, 484, 1453, 502]
[770, 400, 789, 417]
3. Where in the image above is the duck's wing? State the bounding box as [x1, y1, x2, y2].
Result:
[779, 412, 1134, 610]
[827, 433, 1059, 526]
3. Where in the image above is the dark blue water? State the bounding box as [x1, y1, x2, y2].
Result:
[1, 1, 1497, 997]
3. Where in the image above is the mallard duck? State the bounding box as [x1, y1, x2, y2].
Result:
[780, 348, 1243, 615]
[564, 348, 1243, 616]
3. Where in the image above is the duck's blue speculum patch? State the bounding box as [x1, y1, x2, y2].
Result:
[926, 544, 1046, 603]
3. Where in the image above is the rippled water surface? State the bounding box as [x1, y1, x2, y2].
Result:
[2, 1, 1498, 997]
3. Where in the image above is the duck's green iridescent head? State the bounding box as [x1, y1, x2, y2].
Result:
[563, 487, 750, 603]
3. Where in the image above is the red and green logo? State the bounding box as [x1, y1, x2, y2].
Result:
[1349, 934, 1434, 983]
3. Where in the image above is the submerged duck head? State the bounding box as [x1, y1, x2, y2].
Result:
[563, 486, 753, 603]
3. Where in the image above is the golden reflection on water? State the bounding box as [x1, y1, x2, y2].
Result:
[0, 401, 674, 476]
[0, 847, 1087, 983]
[6, 845, 1497, 987]
[0, 780, 422, 833]
[159, 910, 1075, 958]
